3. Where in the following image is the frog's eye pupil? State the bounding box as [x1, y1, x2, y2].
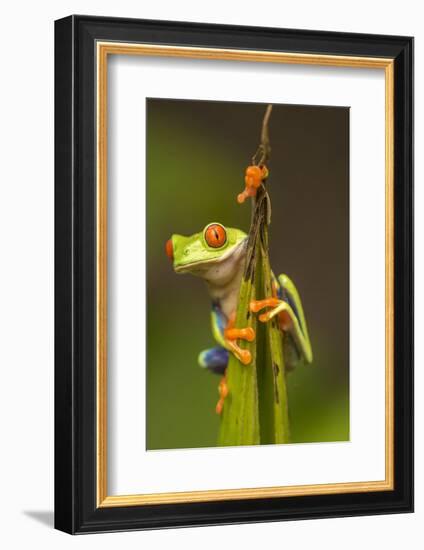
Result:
[205, 224, 227, 248]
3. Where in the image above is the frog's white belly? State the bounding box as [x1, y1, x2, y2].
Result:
[203, 241, 246, 321]
[207, 273, 243, 320]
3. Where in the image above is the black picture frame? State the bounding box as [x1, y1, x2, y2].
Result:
[55, 15, 413, 534]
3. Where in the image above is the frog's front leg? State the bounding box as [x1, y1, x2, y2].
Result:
[250, 273, 313, 365]
[211, 306, 255, 366]
[223, 311, 255, 365]
[208, 306, 255, 414]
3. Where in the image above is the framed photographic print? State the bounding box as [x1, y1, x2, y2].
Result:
[54, 15, 413, 534]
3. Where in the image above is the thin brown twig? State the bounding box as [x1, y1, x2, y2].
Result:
[252, 104, 273, 166]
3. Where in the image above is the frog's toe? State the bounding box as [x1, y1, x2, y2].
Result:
[224, 326, 255, 342]
[216, 373, 229, 415]
[249, 297, 280, 313]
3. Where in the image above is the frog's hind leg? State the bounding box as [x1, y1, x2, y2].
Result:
[223, 312, 255, 366]
[211, 306, 255, 366]
[198, 347, 230, 415]
[250, 273, 313, 364]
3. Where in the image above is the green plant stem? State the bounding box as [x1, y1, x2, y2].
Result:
[218, 105, 290, 446]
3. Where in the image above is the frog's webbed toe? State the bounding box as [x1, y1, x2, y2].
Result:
[224, 315, 255, 366]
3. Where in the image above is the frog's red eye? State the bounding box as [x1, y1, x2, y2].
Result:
[205, 224, 227, 248]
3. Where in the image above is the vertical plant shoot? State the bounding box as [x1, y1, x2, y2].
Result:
[218, 105, 290, 446]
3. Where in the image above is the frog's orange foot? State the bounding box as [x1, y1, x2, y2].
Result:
[237, 165, 269, 204]
[224, 326, 255, 366]
[236, 349, 252, 365]
[226, 342, 252, 366]
[250, 299, 293, 327]
[237, 187, 256, 204]
[250, 298, 279, 313]
[250, 298, 281, 323]
[216, 400, 224, 415]
[216, 374, 229, 415]
[224, 326, 255, 342]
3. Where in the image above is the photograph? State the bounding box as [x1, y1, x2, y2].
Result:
[146, 98, 350, 450]
[0, 0, 418, 546]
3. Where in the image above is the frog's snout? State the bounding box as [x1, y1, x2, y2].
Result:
[165, 238, 174, 261]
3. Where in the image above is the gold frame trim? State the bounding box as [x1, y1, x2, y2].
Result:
[96, 42, 395, 508]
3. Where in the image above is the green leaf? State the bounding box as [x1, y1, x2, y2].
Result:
[217, 274, 260, 446]
[218, 186, 290, 446]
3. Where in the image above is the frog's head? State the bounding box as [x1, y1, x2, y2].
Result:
[166, 223, 247, 286]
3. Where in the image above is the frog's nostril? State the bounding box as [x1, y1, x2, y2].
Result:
[165, 239, 174, 261]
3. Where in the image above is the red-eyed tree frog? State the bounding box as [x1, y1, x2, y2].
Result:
[165, 222, 313, 413]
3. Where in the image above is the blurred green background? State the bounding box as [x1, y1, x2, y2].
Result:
[146, 98, 349, 449]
